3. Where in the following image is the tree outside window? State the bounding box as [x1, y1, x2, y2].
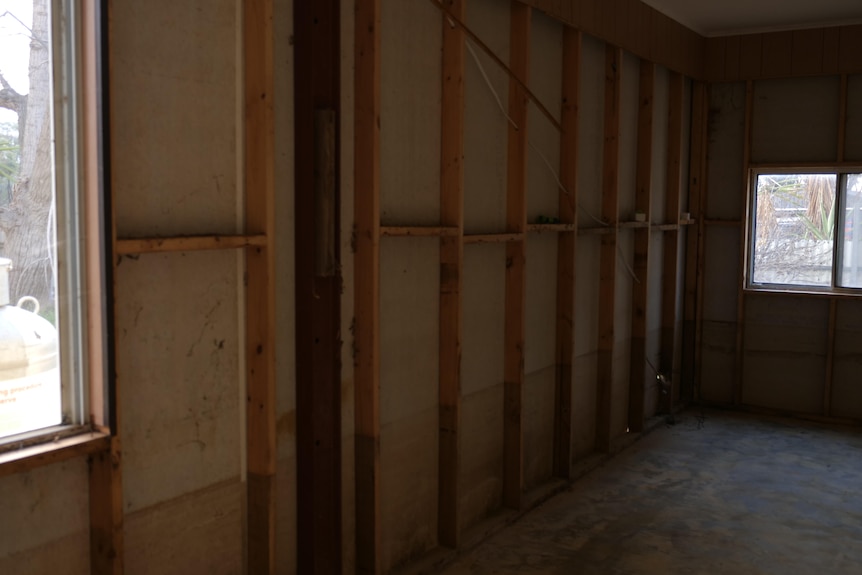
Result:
[751, 171, 862, 292]
[0, 0, 54, 316]
[0, 0, 62, 439]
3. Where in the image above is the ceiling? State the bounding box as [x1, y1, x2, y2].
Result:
[641, 0, 862, 37]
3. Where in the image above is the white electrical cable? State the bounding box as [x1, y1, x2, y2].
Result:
[466, 39, 608, 228]
[617, 243, 640, 284]
[465, 41, 519, 131]
[528, 140, 567, 195]
[579, 202, 608, 227]
[465, 36, 639, 284]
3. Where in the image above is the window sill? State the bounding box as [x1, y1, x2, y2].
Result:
[0, 429, 110, 478]
[744, 286, 862, 299]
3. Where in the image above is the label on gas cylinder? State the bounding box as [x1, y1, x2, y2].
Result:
[0, 368, 62, 439]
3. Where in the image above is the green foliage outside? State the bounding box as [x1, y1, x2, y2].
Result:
[0, 122, 18, 205]
[754, 174, 836, 286]
[0, 123, 17, 180]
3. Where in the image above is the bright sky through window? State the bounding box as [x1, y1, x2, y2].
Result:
[0, 1, 32, 125]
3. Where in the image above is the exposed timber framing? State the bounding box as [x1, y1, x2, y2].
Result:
[660, 71, 684, 413]
[596, 45, 622, 453]
[89, 438, 123, 575]
[115, 234, 267, 255]
[628, 59, 653, 434]
[380, 226, 460, 237]
[503, 1, 530, 511]
[438, 0, 465, 549]
[553, 27, 580, 479]
[823, 73, 849, 418]
[295, 0, 343, 572]
[354, 0, 382, 572]
[244, 0, 277, 571]
[682, 82, 708, 402]
[733, 81, 753, 406]
[427, 0, 561, 132]
[464, 232, 525, 244]
[91, 0, 121, 571]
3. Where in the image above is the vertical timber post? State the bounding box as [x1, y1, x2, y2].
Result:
[503, 1, 530, 511]
[295, 0, 342, 572]
[245, 0, 277, 572]
[438, 0, 465, 548]
[553, 28, 580, 479]
[354, 0, 382, 572]
[596, 45, 621, 453]
[628, 60, 653, 434]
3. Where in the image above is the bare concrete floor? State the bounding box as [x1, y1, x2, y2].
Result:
[439, 409, 862, 574]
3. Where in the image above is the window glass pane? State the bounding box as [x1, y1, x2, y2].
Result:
[838, 174, 862, 288]
[752, 174, 836, 287]
[0, 0, 62, 439]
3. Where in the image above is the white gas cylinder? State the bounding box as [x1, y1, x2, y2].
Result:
[0, 258, 61, 438]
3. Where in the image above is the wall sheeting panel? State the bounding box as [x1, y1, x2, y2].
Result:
[645, 231, 664, 415]
[699, 321, 736, 403]
[703, 227, 740, 322]
[611, 343, 631, 437]
[524, 367, 555, 488]
[526, 235, 558, 372]
[574, 236, 600, 356]
[645, 325, 663, 416]
[845, 75, 862, 162]
[116, 252, 241, 514]
[650, 67, 669, 218]
[0, 460, 89, 575]
[572, 351, 598, 458]
[615, 232, 635, 343]
[613, 232, 634, 433]
[459, 385, 503, 532]
[379, 240, 439, 426]
[751, 77, 840, 164]
[380, 409, 438, 572]
[646, 232, 664, 345]
[680, 80, 693, 213]
[830, 300, 862, 418]
[618, 53, 640, 220]
[706, 83, 746, 220]
[464, 0, 511, 233]
[460, 245, 505, 531]
[577, 35, 606, 227]
[742, 296, 828, 413]
[462, 245, 506, 397]
[379, 238, 439, 571]
[380, 0, 442, 225]
[111, 0, 239, 237]
[527, 11, 563, 222]
[124, 480, 242, 575]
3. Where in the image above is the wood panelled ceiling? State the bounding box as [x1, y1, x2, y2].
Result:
[641, 0, 862, 37]
[523, 0, 862, 80]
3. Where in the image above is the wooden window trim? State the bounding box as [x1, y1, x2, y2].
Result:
[0, 430, 110, 478]
[0, 1, 110, 471]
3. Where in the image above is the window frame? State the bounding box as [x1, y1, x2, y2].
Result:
[746, 166, 862, 296]
[0, 0, 109, 465]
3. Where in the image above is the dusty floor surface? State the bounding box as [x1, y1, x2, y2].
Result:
[439, 409, 862, 574]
